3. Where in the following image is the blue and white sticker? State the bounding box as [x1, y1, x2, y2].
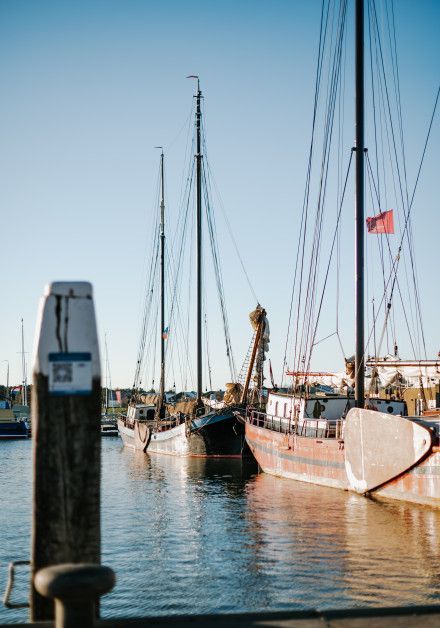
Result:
[49, 352, 92, 395]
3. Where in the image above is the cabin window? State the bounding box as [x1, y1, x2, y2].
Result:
[284, 403, 287, 418]
[139, 409, 144, 415]
[275, 402, 278, 417]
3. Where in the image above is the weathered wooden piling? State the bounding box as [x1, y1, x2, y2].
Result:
[31, 282, 101, 621]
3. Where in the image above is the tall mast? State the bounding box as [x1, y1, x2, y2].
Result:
[104, 332, 109, 413]
[158, 149, 166, 418]
[21, 318, 27, 407]
[355, 0, 365, 408]
[186, 77, 204, 408]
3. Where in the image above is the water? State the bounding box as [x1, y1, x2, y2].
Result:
[1, 438, 440, 624]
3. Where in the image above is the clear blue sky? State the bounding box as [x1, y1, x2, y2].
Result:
[0, 0, 439, 390]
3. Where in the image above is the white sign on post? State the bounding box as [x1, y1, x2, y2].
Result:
[48, 352, 92, 395]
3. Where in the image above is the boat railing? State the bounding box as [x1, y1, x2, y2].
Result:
[246, 408, 290, 434]
[247, 407, 344, 439]
[299, 418, 343, 439]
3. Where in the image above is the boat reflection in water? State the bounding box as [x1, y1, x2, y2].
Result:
[244, 473, 440, 609]
[101, 440, 440, 618]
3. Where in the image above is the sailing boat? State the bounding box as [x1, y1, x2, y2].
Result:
[101, 333, 119, 436]
[118, 81, 247, 456]
[0, 321, 29, 439]
[242, 0, 440, 507]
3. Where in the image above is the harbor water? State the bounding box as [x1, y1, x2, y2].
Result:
[1, 438, 440, 624]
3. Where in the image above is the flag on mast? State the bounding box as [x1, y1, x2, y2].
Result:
[366, 209, 394, 234]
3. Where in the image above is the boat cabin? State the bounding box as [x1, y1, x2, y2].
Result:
[260, 392, 406, 439]
[126, 404, 156, 423]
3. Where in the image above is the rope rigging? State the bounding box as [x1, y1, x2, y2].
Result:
[281, 0, 439, 399]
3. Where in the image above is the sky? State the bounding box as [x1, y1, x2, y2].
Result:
[0, 0, 439, 391]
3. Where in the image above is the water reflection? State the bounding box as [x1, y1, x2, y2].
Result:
[244, 473, 440, 608]
[2, 439, 440, 624]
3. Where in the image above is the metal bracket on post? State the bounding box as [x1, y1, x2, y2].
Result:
[31, 282, 102, 622]
[3, 561, 31, 609]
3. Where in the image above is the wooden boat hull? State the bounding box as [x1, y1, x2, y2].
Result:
[373, 449, 440, 508]
[118, 409, 246, 457]
[246, 411, 440, 507]
[345, 408, 440, 508]
[245, 421, 348, 489]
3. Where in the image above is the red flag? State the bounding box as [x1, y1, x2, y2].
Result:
[366, 209, 394, 234]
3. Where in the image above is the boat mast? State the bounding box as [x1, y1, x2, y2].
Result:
[355, 0, 365, 408]
[21, 318, 27, 407]
[158, 148, 166, 418]
[104, 332, 109, 414]
[188, 76, 204, 410]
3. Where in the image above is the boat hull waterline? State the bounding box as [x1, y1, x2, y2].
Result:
[245, 408, 440, 508]
[0, 420, 29, 440]
[118, 409, 246, 458]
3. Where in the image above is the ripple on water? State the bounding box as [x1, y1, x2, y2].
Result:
[2, 438, 440, 624]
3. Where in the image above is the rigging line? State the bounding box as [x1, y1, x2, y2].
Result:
[370, 1, 425, 353]
[176, 101, 197, 216]
[287, 0, 331, 384]
[370, 84, 440, 357]
[388, 0, 411, 217]
[366, 154, 417, 356]
[365, 154, 391, 321]
[367, 6, 394, 347]
[307, 149, 353, 368]
[312, 331, 337, 347]
[132, 235, 160, 392]
[132, 170, 162, 390]
[336, 331, 346, 362]
[165, 105, 194, 153]
[408, 83, 440, 212]
[367, 0, 381, 210]
[201, 157, 237, 380]
[367, 2, 390, 323]
[165, 159, 196, 391]
[202, 155, 258, 305]
[296, 5, 342, 371]
[203, 296, 213, 392]
[167, 161, 195, 334]
[387, 0, 422, 353]
[335, 8, 347, 338]
[299, 0, 348, 374]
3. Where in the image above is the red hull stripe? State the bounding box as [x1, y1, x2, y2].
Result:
[247, 437, 345, 469]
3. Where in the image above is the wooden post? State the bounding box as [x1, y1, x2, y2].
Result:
[31, 282, 101, 621]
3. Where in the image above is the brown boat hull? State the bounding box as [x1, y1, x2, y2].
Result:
[245, 421, 348, 490]
[245, 419, 440, 507]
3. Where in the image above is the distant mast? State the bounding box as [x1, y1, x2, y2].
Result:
[21, 318, 27, 406]
[188, 75, 203, 411]
[157, 148, 166, 419]
[355, 0, 365, 408]
[104, 332, 110, 413]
